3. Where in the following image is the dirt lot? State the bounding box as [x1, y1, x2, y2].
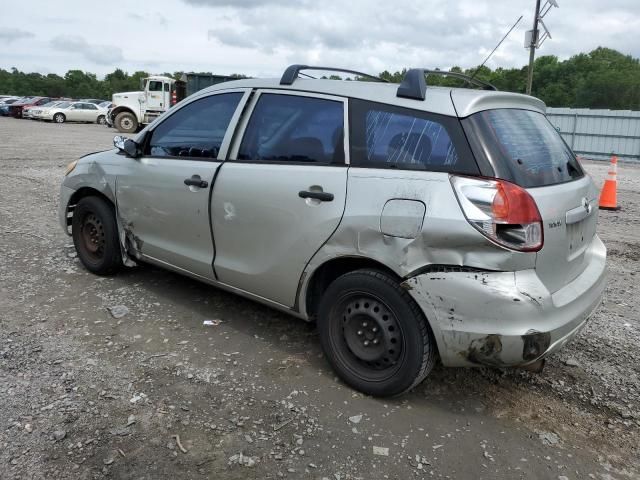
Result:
[0, 117, 638, 480]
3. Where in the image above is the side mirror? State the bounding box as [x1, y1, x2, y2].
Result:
[113, 136, 141, 158]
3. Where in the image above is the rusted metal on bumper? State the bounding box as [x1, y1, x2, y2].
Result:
[404, 236, 607, 368]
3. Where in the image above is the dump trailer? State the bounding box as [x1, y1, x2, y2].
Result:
[108, 73, 235, 133]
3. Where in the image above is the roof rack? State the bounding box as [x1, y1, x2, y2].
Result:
[280, 64, 388, 85]
[397, 69, 497, 100]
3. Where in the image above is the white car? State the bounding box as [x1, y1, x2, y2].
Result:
[28, 101, 63, 120]
[43, 101, 108, 124]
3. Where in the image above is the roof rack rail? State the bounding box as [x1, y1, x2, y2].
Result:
[397, 69, 497, 100]
[280, 64, 388, 85]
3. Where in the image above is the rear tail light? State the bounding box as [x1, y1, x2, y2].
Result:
[450, 175, 543, 252]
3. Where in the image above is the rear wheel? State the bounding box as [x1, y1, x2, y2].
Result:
[53, 113, 65, 124]
[72, 196, 122, 275]
[317, 269, 436, 397]
[115, 112, 138, 134]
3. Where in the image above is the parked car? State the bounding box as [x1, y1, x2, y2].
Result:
[79, 98, 109, 105]
[30, 101, 68, 120]
[9, 96, 52, 118]
[59, 65, 606, 396]
[43, 101, 108, 124]
[0, 97, 25, 116]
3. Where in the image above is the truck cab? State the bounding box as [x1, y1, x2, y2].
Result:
[109, 75, 175, 133]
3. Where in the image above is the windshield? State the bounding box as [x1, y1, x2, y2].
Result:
[56, 101, 71, 109]
[42, 101, 58, 107]
[4, 99, 19, 104]
[98, 101, 111, 108]
[463, 109, 584, 188]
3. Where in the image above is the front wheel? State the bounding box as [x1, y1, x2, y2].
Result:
[317, 269, 436, 397]
[54, 113, 65, 124]
[96, 115, 106, 125]
[72, 196, 122, 275]
[115, 112, 138, 134]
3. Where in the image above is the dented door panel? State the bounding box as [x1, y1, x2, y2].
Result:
[116, 158, 220, 279]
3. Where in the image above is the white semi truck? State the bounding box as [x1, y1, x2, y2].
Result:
[108, 73, 235, 133]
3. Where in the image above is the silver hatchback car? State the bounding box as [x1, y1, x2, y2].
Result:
[59, 65, 606, 396]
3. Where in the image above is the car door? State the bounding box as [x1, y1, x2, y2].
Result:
[211, 90, 348, 307]
[115, 89, 250, 279]
[83, 102, 99, 121]
[66, 103, 83, 122]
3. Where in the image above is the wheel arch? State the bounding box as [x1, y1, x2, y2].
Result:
[302, 256, 400, 321]
[66, 187, 115, 226]
[110, 106, 140, 123]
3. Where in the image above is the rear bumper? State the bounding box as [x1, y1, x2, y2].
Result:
[405, 236, 607, 367]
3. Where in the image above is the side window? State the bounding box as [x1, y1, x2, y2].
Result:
[164, 83, 170, 92]
[238, 93, 344, 164]
[349, 99, 477, 173]
[149, 81, 163, 92]
[147, 92, 243, 159]
[86, 103, 98, 110]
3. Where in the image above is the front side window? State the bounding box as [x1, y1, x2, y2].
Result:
[149, 81, 163, 92]
[349, 99, 477, 173]
[147, 92, 242, 159]
[463, 109, 584, 187]
[238, 94, 344, 164]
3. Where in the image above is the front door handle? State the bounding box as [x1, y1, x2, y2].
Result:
[299, 190, 334, 202]
[184, 175, 208, 188]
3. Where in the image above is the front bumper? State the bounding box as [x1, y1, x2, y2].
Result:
[405, 236, 607, 368]
[59, 185, 75, 235]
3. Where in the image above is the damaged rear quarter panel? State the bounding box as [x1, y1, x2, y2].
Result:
[299, 168, 535, 317]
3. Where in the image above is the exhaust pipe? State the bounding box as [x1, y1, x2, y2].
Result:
[519, 359, 545, 373]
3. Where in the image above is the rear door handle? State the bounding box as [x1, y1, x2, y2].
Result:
[299, 190, 334, 202]
[184, 175, 208, 188]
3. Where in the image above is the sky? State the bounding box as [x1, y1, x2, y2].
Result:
[1, 0, 639, 79]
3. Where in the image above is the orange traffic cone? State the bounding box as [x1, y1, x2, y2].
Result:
[599, 155, 620, 211]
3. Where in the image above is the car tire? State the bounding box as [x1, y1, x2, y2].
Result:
[54, 113, 66, 124]
[317, 269, 436, 397]
[72, 196, 122, 276]
[115, 112, 138, 134]
[96, 115, 106, 125]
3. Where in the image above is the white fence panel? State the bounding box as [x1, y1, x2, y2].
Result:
[546, 108, 640, 161]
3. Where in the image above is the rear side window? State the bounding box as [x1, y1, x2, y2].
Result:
[349, 99, 478, 174]
[463, 109, 584, 188]
[238, 94, 344, 164]
[148, 92, 242, 159]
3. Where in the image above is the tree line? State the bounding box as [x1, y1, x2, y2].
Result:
[1, 47, 638, 109]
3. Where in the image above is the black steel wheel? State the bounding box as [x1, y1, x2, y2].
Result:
[72, 196, 122, 275]
[318, 269, 436, 396]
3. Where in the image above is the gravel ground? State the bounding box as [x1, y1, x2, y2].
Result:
[0, 117, 638, 480]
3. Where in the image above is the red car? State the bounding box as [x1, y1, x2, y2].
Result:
[9, 97, 52, 118]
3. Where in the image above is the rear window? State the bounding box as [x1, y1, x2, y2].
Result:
[349, 99, 478, 174]
[463, 109, 584, 188]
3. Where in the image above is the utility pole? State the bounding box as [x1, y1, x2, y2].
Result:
[525, 0, 559, 95]
[526, 0, 542, 95]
